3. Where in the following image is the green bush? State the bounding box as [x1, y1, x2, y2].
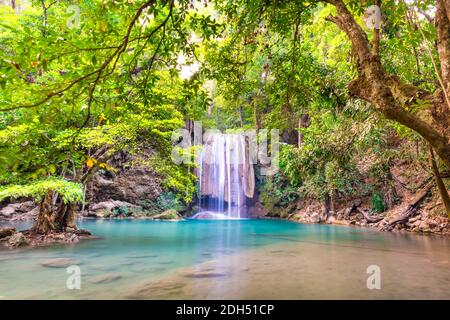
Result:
[156, 191, 185, 212]
[371, 193, 387, 213]
[260, 174, 299, 211]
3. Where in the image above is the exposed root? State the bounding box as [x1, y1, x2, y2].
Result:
[357, 208, 384, 223]
[379, 185, 432, 231]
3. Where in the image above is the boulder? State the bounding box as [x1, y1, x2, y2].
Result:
[67, 234, 79, 243]
[7, 232, 29, 247]
[326, 216, 336, 224]
[0, 227, 16, 239]
[153, 209, 182, 220]
[10, 207, 38, 221]
[90, 200, 138, 212]
[88, 200, 144, 218]
[308, 212, 321, 223]
[0, 201, 35, 217]
[72, 228, 92, 236]
[0, 205, 16, 216]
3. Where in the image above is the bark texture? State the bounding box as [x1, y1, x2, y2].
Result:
[32, 190, 76, 234]
[325, 0, 450, 169]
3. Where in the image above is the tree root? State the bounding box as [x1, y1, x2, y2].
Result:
[357, 208, 384, 223]
[379, 185, 432, 231]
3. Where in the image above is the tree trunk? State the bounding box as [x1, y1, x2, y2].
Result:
[429, 146, 450, 216]
[32, 190, 77, 234]
[322, 193, 330, 220]
[325, 0, 450, 170]
[253, 98, 261, 132]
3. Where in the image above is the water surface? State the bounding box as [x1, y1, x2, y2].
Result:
[0, 219, 449, 299]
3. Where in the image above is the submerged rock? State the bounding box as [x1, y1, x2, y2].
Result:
[90, 272, 123, 284]
[40, 258, 80, 268]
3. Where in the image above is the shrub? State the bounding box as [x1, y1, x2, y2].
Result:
[371, 193, 387, 213]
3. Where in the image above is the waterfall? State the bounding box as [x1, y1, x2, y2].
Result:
[192, 132, 255, 219]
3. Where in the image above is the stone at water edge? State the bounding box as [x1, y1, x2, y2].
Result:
[0, 201, 35, 217]
[7, 232, 29, 247]
[0, 227, 16, 239]
[153, 209, 183, 220]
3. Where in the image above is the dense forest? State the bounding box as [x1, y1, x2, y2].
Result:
[0, 0, 449, 241]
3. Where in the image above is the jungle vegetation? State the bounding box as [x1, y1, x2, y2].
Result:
[0, 0, 449, 233]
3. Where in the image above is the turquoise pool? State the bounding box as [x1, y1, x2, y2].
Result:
[1, 219, 449, 299]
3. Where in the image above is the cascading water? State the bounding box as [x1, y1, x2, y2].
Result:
[191, 133, 255, 219]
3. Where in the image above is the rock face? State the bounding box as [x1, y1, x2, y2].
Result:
[87, 166, 162, 208]
[0, 201, 36, 221]
[83, 151, 166, 217]
[87, 200, 145, 218]
[284, 196, 450, 236]
[153, 209, 183, 220]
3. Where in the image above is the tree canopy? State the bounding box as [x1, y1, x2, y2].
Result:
[1, 0, 449, 221]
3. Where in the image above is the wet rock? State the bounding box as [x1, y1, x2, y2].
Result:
[153, 209, 182, 220]
[0, 227, 15, 239]
[73, 228, 92, 236]
[308, 212, 321, 223]
[51, 233, 66, 241]
[67, 234, 79, 243]
[87, 200, 145, 218]
[326, 216, 336, 224]
[40, 258, 80, 268]
[7, 232, 29, 247]
[90, 200, 139, 212]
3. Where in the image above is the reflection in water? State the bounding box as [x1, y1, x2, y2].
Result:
[0, 219, 449, 299]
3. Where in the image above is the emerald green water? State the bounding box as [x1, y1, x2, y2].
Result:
[0, 219, 449, 299]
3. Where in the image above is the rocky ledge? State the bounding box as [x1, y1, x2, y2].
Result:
[0, 201, 37, 222]
[285, 198, 449, 236]
[0, 227, 94, 248]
